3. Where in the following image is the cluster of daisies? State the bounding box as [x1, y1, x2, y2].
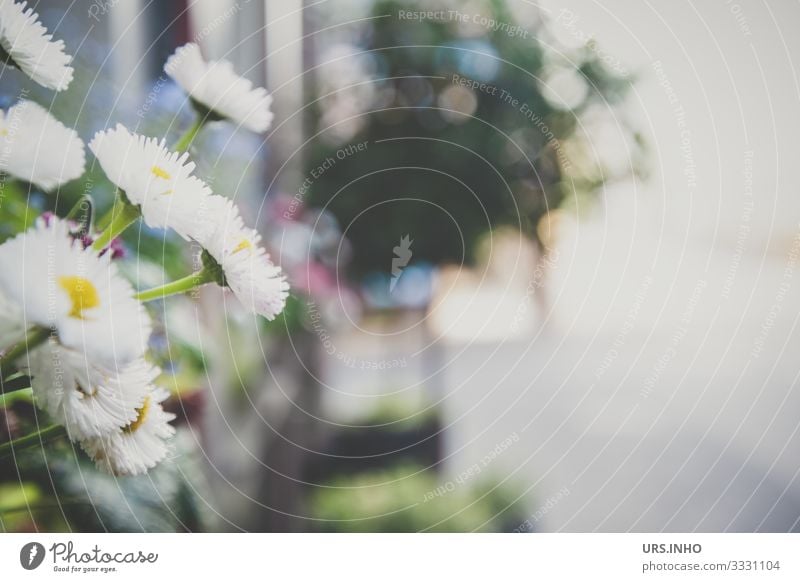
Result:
[0, 1, 288, 475]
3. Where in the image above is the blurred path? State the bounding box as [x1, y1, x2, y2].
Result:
[439, 202, 800, 532]
[322, 199, 800, 531]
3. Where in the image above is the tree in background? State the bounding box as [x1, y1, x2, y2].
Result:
[307, 0, 640, 281]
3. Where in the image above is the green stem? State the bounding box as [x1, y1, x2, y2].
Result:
[65, 194, 93, 230]
[0, 387, 32, 407]
[94, 195, 124, 232]
[0, 499, 91, 515]
[0, 179, 36, 230]
[92, 198, 140, 251]
[0, 327, 50, 378]
[173, 117, 206, 153]
[0, 424, 66, 460]
[2, 370, 27, 384]
[135, 268, 215, 302]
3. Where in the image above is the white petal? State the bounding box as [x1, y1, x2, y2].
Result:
[194, 195, 289, 320]
[80, 387, 176, 476]
[0, 287, 24, 348]
[28, 342, 155, 440]
[0, 0, 73, 91]
[0, 100, 85, 190]
[0, 216, 151, 367]
[89, 124, 213, 239]
[165, 42, 273, 132]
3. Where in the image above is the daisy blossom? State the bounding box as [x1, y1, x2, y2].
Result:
[0, 216, 150, 367]
[80, 386, 176, 476]
[0, 100, 85, 190]
[0, 0, 73, 91]
[88, 124, 212, 239]
[28, 340, 156, 439]
[0, 287, 24, 349]
[165, 42, 273, 133]
[195, 195, 289, 320]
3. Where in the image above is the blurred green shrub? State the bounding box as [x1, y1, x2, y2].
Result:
[308, 0, 639, 276]
[309, 463, 527, 532]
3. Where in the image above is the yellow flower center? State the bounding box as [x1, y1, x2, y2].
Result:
[124, 396, 151, 433]
[232, 239, 252, 254]
[58, 276, 100, 319]
[150, 166, 174, 195]
[151, 166, 171, 180]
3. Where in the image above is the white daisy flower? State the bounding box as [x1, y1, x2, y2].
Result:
[0, 0, 73, 91]
[88, 124, 212, 239]
[195, 195, 289, 320]
[28, 340, 155, 440]
[80, 386, 176, 476]
[165, 42, 273, 133]
[0, 100, 85, 190]
[0, 216, 150, 367]
[0, 287, 24, 349]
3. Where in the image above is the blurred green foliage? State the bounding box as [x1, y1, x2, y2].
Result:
[0, 431, 211, 532]
[308, 0, 636, 276]
[310, 464, 526, 532]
